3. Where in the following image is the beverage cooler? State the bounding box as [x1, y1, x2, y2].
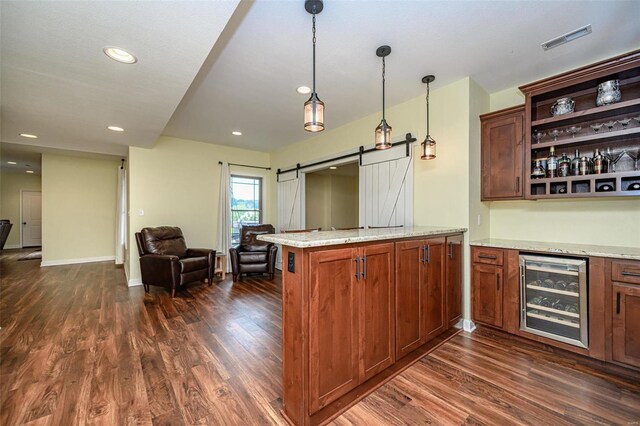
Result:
[519, 254, 588, 348]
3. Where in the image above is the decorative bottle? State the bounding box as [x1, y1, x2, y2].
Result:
[593, 149, 604, 174]
[547, 146, 558, 178]
[571, 149, 581, 176]
[558, 153, 571, 177]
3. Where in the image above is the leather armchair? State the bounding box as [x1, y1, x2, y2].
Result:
[229, 224, 277, 281]
[0, 220, 12, 250]
[135, 226, 215, 297]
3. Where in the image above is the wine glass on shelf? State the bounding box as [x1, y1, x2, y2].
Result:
[618, 118, 632, 129]
[532, 130, 545, 144]
[548, 129, 562, 141]
[565, 126, 582, 138]
[590, 123, 604, 134]
[611, 150, 627, 173]
[604, 120, 617, 132]
[627, 150, 640, 171]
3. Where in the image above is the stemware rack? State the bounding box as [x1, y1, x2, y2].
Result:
[520, 50, 640, 199]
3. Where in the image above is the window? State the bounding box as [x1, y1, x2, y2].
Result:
[231, 175, 263, 245]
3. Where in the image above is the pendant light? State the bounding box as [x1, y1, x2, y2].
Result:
[304, 0, 324, 132]
[375, 46, 392, 150]
[421, 75, 436, 160]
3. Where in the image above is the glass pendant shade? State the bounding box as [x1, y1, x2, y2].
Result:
[304, 93, 324, 132]
[375, 119, 392, 149]
[421, 135, 436, 160]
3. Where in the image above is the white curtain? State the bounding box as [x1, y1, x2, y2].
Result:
[217, 162, 231, 272]
[115, 165, 127, 264]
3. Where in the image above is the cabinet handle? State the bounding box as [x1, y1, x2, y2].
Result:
[448, 241, 453, 259]
[355, 256, 360, 280]
[515, 176, 520, 193]
[479, 254, 497, 260]
[421, 245, 427, 265]
[362, 256, 367, 280]
[427, 244, 431, 264]
[497, 273, 500, 291]
[616, 291, 621, 315]
[622, 271, 640, 277]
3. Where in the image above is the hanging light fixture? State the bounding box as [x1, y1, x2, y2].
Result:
[421, 75, 436, 160]
[304, 0, 324, 132]
[375, 45, 392, 150]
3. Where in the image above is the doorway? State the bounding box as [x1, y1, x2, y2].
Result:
[21, 190, 42, 247]
[305, 162, 359, 230]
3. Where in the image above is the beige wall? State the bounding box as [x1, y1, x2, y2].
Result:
[127, 135, 271, 283]
[41, 154, 120, 263]
[0, 171, 42, 248]
[488, 87, 640, 248]
[305, 173, 358, 230]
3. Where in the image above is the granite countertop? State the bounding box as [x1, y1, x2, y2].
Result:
[257, 226, 467, 248]
[470, 238, 640, 261]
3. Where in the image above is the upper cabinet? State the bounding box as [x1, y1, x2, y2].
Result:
[520, 50, 640, 199]
[480, 105, 525, 200]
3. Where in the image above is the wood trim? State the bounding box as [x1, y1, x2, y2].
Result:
[519, 49, 640, 95]
[502, 249, 520, 334]
[479, 104, 525, 120]
[588, 257, 606, 361]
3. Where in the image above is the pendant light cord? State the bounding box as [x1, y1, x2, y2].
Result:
[382, 56, 386, 121]
[426, 81, 430, 137]
[312, 10, 316, 93]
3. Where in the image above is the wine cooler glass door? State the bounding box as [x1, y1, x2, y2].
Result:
[520, 255, 588, 348]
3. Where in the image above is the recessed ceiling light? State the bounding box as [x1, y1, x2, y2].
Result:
[107, 126, 124, 132]
[297, 86, 311, 95]
[7, 161, 17, 165]
[26, 170, 34, 174]
[329, 166, 337, 170]
[232, 131, 242, 136]
[103, 46, 137, 64]
[20, 133, 38, 139]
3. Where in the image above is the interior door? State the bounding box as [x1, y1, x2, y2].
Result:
[276, 171, 303, 268]
[359, 243, 395, 381]
[359, 145, 413, 228]
[21, 190, 42, 247]
[308, 248, 359, 414]
[423, 238, 445, 342]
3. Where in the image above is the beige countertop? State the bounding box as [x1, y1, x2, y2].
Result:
[470, 238, 640, 261]
[257, 226, 466, 248]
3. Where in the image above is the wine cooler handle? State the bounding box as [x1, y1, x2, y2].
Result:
[515, 176, 520, 193]
[354, 256, 360, 280]
[622, 271, 640, 277]
[616, 291, 621, 315]
[362, 256, 367, 280]
[520, 265, 526, 324]
[497, 273, 500, 291]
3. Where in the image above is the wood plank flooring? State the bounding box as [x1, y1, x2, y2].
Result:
[1, 248, 639, 425]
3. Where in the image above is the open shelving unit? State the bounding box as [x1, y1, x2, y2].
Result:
[520, 50, 640, 199]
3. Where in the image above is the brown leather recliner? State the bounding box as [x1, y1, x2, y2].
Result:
[229, 224, 277, 281]
[135, 226, 215, 297]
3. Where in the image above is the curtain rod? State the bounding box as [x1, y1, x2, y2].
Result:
[218, 161, 271, 171]
[276, 133, 416, 177]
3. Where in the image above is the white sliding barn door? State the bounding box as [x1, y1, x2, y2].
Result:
[276, 171, 304, 269]
[359, 145, 413, 229]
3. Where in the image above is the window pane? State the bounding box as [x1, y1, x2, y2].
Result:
[230, 175, 262, 245]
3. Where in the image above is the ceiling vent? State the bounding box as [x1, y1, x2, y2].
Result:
[541, 25, 592, 51]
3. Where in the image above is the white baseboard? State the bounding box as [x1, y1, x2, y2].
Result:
[41, 255, 116, 267]
[2, 244, 21, 249]
[462, 319, 477, 333]
[128, 278, 143, 287]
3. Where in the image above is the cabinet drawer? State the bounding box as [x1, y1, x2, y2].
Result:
[472, 248, 504, 266]
[612, 260, 640, 285]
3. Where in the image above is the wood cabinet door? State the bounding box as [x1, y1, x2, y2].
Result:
[481, 107, 524, 200]
[472, 263, 504, 328]
[395, 240, 424, 360]
[359, 243, 395, 381]
[612, 283, 640, 368]
[308, 248, 359, 414]
[445, 234, 463, 328]
[423, 238, 446, 342]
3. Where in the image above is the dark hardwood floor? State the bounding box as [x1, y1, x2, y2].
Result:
[1, 248, 639, 425]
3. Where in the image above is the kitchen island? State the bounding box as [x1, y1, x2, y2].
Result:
[258, 226, 466, 426]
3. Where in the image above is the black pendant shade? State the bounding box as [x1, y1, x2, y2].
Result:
[421, 75, 436, 160]
[375, 45, 392, 150]
[304, 0, 324, 132]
